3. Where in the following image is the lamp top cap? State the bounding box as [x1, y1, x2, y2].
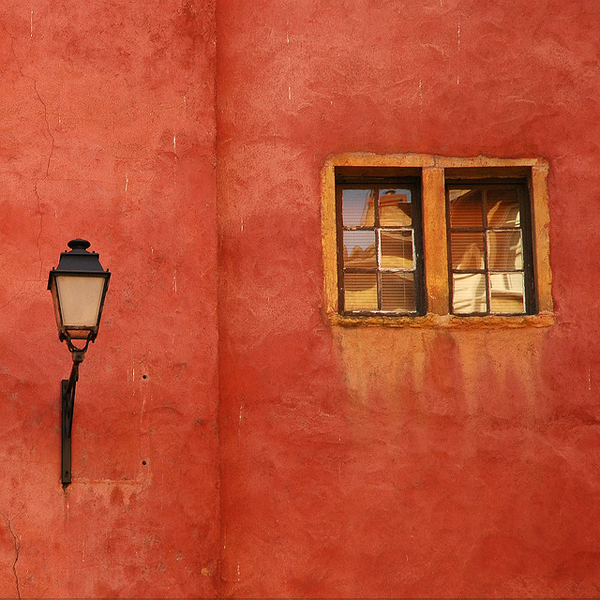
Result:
[47, 239, 109, 290]
[67, 239, 91, 252]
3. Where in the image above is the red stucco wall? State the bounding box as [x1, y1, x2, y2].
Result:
[2, 0, 600, 597]
[217, 0, 600, 597]
[0, 0, 219, 597]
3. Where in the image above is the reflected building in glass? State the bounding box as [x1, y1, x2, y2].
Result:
[339, 185, 422, 314]
[448, 185, 529, 315]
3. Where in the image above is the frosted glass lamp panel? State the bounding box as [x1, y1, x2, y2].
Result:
[56, 275, 105, 330]
[379, 189, 412, 226]
[449, 189, 483, 227]
[452, 273, 486, 314]
[490, 273, 525, 313]
[344, 273, 377, 311]
[488, 231, 523, 270]
[342, 189, 374, 227]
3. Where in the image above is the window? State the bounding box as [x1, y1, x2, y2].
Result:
[447, 181, 535, 316]
[336, 172, 426, 315]
[322, 154, 553, 326]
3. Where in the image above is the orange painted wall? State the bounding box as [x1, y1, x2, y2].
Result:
[217, 0, 600, 597]
[0, 0, 219, 597]
[2, 0, 600, 597]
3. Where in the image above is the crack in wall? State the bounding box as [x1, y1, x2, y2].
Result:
[0, 515, 21, 600]
[33, 180, 46, 278]
[6, 24, 55, 277]
[31, 78, 55, 179]
[29, 77, 55, 278]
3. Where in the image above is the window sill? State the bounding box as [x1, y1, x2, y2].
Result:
[329, 311, 554, 329]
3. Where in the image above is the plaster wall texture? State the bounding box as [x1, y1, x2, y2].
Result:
[1, 0, 600, 598]
[0, 0, 219, 597]
[217, 0, 600, 597]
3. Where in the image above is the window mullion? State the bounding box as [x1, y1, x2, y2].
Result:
[482, 189, 491, 312]
[422, 167, 448, 314]
[530, 165, 552, 313]
[374, 188, 381, 309]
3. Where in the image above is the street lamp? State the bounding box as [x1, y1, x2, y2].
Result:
[48, 239, 110, 487]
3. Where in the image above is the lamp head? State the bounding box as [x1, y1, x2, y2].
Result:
[48, 239, 110, 354]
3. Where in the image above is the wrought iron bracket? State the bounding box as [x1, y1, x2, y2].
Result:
[61, 351, 84, 487]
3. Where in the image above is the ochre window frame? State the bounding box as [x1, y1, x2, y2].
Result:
[321, 153, 553, 328]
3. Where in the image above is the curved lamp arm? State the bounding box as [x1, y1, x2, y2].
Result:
[61, 352, 84, 487]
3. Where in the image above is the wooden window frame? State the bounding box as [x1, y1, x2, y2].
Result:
[336, 176, 426, 316]
[322, 154, 553, 328]
[446, 180, 535, 316]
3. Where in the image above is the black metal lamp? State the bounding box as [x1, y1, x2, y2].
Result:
[48, 239, 110, 487]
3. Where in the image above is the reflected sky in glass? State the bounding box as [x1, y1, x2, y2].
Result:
[342, 189, 374, 227]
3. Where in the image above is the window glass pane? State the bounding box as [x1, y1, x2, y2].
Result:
[379, 189, 412, 226]
[381, 231, 414, 269]
[490, 272, 525, 313]
[342, 189, 374, 227]
[381, 273, 415, 312]
[451, 232, 484, 270]
[344, 273, 377, 311]
[344, 231, 376, 268]
[488, 230, 523, 270]
[449, 189, 483, 227]
[452, 273, 487, 314]
[487, 189, 521, 227]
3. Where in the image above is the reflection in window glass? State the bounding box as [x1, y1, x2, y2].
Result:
[448, 184, 530, 315]
[488, 231, 523, 270]
[338, 180, 422, 314]
[490, 273, 525, 313]
[382, 273, 415, 311]
[451, 232, 484, 270]
[449, 189, 483, 228]
[342, 189, 374, 227]
[452, 273, 486, 314]
[380, 189, 412, 226]
[344, 273, 377, 311]
[343, 231, 376, 268]
[380, 231, 414, 269]
[487, 190, 520, 227]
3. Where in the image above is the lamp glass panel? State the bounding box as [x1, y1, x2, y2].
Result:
[55, 275, 105, 328]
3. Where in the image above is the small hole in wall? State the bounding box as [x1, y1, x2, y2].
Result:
[142, 374, 148, 380]
[142, 460, 147, 466]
